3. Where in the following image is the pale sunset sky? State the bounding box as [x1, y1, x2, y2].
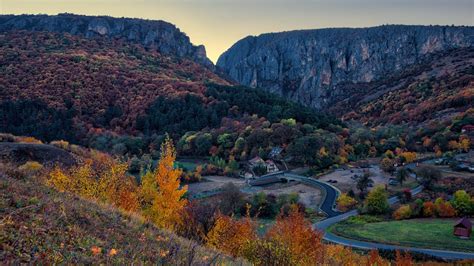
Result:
[1, 0, 473, 62]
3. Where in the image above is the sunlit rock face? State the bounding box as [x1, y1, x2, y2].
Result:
[217, 25, 473, 109]
[0, 13, 214, 68]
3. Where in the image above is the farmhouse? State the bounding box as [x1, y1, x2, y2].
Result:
[248, 156, 265, 168]
[247, 156, 280, 176]
[461, 125, 474, 134]
[265, 159, 279, 173]
[453, 217, 472, 239]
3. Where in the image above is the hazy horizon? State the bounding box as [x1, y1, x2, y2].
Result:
[2, 0, 473, 63]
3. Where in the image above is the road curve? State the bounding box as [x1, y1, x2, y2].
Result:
[250, 171, 474, 260]
[315, 184, 474, 260]
[284, 173, 343, 217]
[249, 171, 343, 217]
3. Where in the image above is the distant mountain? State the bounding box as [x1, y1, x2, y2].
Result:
[217, 25, 474, 111]
[0, 13, 214, 68]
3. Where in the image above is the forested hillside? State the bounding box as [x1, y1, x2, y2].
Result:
[0, 31, 340, 160]
[1, 30, 472, 169]
[0, 31, 226, 141]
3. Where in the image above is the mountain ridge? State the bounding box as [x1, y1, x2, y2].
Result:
[0, 13, 214, 68]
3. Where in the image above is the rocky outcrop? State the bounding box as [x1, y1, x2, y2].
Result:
[217, 25, 474, 109]
[0, 13, 213, 67]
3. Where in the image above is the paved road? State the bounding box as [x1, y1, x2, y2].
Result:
[251, 171, 474, 260]
[284, 173, 343, 217]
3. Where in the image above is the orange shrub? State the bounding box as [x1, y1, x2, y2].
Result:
[422, 201, 435, 217]
[50, 140, 70, 150]
[18, 161, 43, 176]
[400, 152, 417, 163]
[395, 250, 413, 266]
[393, 205, 412, 220]
[337, 193, 357, 212]
[206, 211, 257, 257]
[15, 136, 42, 144]
[266, 205, 324, 264]
[436, 201, 456, 218]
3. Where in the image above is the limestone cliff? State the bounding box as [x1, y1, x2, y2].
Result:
[217, 25, 473, 108]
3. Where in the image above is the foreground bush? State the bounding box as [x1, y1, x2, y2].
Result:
[393, 205, 412, 220]
[365, 186, 389, 214]
[337, 193, 357, 211]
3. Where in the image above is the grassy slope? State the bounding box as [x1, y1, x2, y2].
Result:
[329, 218, 474, 253]
[0, 175, 241, 264]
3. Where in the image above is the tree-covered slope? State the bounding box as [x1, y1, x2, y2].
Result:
[0, 31, 339, 158]
[336, 48, 474, 126]
[0, 31, 227, 141]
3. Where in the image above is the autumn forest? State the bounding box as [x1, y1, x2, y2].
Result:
[1, 12, 473, 265]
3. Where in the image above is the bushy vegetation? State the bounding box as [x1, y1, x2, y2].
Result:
[364, 186, 390, 215]
[1, 135, 429, 264]
[2, 31, 471, 174]
[337, 193, 357, 212]
[206, 206, 416, 265]
[343, 50, 474, 126]
[0, 30, 227, 143]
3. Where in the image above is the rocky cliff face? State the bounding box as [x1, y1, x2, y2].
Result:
[0, 13, 213, 67]
[217, 25, 474, 109]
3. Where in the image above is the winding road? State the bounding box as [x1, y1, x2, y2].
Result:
[250, 171, 474, 260]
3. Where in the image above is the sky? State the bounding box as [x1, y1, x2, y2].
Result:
[1, 0, 473, 63]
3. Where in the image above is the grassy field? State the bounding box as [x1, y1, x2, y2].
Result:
[329, 218, 474, 253]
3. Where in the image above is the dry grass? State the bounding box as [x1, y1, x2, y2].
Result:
[0, 173, 243, 264]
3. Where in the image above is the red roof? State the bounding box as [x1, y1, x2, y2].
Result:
[454, 217, 472, 229]
[462, 125, 474, 131]
[249, 156, 264, 165]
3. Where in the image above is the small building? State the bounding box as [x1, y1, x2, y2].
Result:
[461, 125, 474, 134]
[248, 156, 265, 168]
[453, 217, 472, 239]
[265, 159, 279, 173]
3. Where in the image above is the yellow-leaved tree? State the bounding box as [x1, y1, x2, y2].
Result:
[266, 205, 324, 264]
[98, 158, 139, 212]
[142, 135, 187, 231]
[206, 207, 256, 257]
